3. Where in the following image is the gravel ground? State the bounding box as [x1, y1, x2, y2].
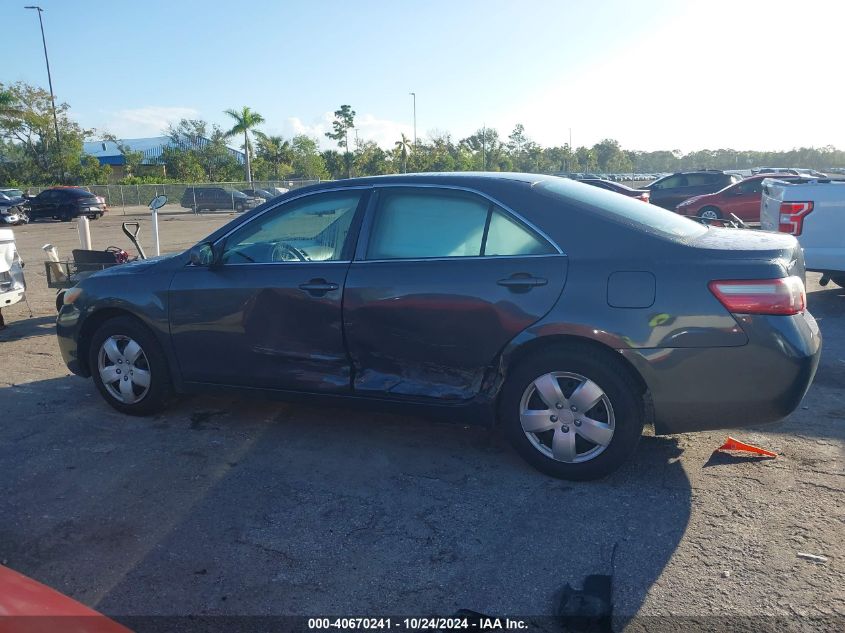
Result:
[0, 213, 842, 631]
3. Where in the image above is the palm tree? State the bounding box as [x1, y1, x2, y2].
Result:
[254, 132, 293, 179]
[224, 106, 265, 183]
[394, 133, 413, 173]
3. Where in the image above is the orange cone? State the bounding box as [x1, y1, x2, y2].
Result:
[716, 436, 778, 458]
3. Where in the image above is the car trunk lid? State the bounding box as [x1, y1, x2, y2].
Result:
[686, 226, 805, 281]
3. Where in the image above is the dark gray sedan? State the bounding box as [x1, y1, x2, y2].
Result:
[56, 173, 821, 480]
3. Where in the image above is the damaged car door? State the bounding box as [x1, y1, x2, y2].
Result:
[169, 189, 368, 392]
[343, 186, 567, 401]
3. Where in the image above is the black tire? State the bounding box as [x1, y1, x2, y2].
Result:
[55, 291, 65, 312]
[234, 202, 245, 212]
[499, 347, 644, 480]
[698, 206, 722, 220]
[831, 275, 845, 289]
[88, 316, 173, 416]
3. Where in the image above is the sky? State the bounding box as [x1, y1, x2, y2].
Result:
[3, 0, 845, 153]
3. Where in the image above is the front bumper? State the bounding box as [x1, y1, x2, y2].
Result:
[57, 304, 87, 376]
[621, 310, 821, 434]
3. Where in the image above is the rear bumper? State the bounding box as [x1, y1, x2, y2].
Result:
[621, 310, 821, 434]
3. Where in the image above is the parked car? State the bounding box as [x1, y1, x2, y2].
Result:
[0, 192, 28, 225]
[794, 168, 828, 179]
[27, 187, 107, 221]
[57, 174, 820, 480]
[674, 174, 802, 222]
[752, 167, 802, 176]
[643, 170, 740, 209]
[0, 188, 26, 200]
[180, 187, 260, 212]
[761, 178, 845, 287]
[577, 178, 650, 202]
[241, 188, 278, 202]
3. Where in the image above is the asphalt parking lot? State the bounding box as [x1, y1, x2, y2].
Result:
[0, 213, 842, 630]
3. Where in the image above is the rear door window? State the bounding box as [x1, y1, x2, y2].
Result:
[365, 189, 556, 260]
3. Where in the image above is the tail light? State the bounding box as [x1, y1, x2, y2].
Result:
[708, 276, 805, 315]
[778, 201, 813, 235]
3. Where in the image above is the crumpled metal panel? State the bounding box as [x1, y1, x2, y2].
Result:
[0, 229, 26, 306]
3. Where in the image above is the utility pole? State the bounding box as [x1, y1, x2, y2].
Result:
[409, 92, 417, 149]
[25, 5, 62, 178]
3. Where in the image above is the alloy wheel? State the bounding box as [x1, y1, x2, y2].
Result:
[97, 335, 152, 404]
[519, 371, 615, 463]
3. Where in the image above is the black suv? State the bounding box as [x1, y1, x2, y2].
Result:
[644, 171, 740, 209]
[180, 187, 258, 212]
[27, 187, 107, 222]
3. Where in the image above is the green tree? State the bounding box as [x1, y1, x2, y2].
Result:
[254, 132, 293, 179]
[394, 133, 413, 173]
[0, 81, 90, 184]
[291, 135, 329, 180]
[325, 105, 356, 178]
[223, 106, 265, 183]
[354, 141, 390, 176]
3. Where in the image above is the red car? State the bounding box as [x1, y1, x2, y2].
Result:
[674, 174, 801, 222]
[0, 564, 130, 633]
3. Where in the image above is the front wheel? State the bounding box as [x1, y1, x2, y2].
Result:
[698, 206, 722, 221]
[500, 348, 644, 480]
[88, 316, 173, 415]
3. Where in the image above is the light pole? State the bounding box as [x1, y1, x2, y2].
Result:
[409, 92, 416, 149]
[25, 5, 62, 176]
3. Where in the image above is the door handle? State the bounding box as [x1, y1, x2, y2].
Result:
[299, 279, 339, 295]
[497, 275, 548, 289]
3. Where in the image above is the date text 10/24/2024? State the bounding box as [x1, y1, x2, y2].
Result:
[308, 618, 529, 630]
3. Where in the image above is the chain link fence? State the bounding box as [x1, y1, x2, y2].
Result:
[25, 179, 321, 215]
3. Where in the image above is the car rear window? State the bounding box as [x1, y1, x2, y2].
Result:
[536, 179, 708, 240]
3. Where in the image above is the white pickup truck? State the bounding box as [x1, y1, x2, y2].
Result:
[761, 178, 845, 287]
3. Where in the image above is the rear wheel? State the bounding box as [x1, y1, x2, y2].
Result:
[698, 206, 722, 221]
[500, 348, 644, 480]
[88, 316, 172, 415]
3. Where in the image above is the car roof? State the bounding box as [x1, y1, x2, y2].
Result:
[294, 172, 555, 192]
[46, 187, 94, 196]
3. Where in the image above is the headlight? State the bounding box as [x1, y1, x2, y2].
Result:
[63, 287, 84, 305]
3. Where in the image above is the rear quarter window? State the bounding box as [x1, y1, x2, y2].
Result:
[536, 179, 708, 240]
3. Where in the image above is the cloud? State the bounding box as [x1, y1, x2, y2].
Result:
[286, 112, 412, 150]
[101, 106, 201, 138]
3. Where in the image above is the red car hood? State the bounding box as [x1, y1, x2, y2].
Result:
[0, 565, 130, 633]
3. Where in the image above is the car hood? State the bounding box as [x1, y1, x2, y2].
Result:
[87, 252, 183, 278]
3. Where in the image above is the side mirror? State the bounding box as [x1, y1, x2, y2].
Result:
[189, 242, 217, 267]
[149, 195, 168, 210]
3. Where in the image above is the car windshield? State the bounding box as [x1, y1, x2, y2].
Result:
[1, 189, 24, 198]
[536, 179, 708, 239]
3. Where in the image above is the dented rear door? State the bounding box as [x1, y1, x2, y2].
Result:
[342, 186, 567, 401]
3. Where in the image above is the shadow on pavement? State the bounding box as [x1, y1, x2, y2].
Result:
[0, 314, 55, 342]
[0, 376, 692, 628]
